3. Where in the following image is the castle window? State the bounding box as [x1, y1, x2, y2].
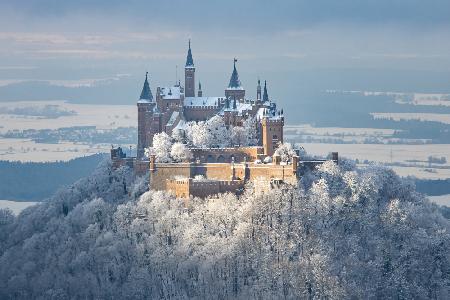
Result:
[273, 135, 278, 140]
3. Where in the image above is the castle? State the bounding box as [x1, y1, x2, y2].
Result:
[111, 41, 337, 198]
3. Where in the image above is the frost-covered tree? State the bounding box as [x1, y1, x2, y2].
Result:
[190, 121, 209, 148]
[1, 158, 449, 299]
[152, 132, 172, 162]
[243, 117, 258, 146]
[274, 142, 296, 162]
[170, 142, 192, 162]
[230, 126, 246, 146]
[205, 115, 229, 147]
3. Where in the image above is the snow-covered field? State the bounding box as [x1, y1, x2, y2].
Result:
[0, 200, 37, 215]
[371, 112, 450, 125]
[0, 138, 112, 162]
[428, 194, 450, 207]
[303, 142, 450, 179]
[0, 100, 136, 161]
[284, 124, 396, 136]
[0, 100, 136, 133]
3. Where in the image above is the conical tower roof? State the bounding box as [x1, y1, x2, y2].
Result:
[139, 72, 153, 102]
[185, 39, 194, 68]
[228, 58, 242, 89]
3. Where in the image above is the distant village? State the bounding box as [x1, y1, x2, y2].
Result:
[111, 41, 337, 198]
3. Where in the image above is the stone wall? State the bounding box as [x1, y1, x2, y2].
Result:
[191, 146, 264, 163]
[184, 106, 220, 122]
[166, 178, 244, 199]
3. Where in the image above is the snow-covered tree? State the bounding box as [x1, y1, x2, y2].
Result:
[230, 126, 246, 146]
[205, 115, 229, 147]
[274, 142, 296, 162]
[152, 132, 172, 162]
[170, 142, 192, 162]
[243, 117, 258, 146]
[1, 158, 449, 299]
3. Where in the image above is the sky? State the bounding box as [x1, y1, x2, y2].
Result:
[1, 0, 450, 108]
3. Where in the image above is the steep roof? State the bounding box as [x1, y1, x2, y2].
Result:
[184, 96, 222, 107]
[227, 58, 243, 89]
[160, 86, 182, 100]
[185, 40, 194, 68]
[139, 72, 153, 102]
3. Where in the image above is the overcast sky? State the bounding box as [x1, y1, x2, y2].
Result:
[1, 0, 450, 104]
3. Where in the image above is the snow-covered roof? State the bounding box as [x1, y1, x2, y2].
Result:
[219, 101, 253, 116]
[166, 111, 180, 127]
[137, 99, 151, 104]
[226, 86, 245, 91]
[184, 97, 222, 107]
[173, 119, 186, 131]
[160, 86, 182, 100]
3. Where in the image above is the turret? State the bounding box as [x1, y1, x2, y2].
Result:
[263, 80, 269, 102]
[256, 79, 262, 102]
[185, 39, 195, 97]
[137, 72, 154, 159]
[198, 81, 202, 97]
[225, 58, 245, 101]
[261, 115, 284, 156]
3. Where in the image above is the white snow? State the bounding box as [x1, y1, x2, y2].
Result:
[371, 112, 450, 125]
[0, 100, 136, 133]
[184, 96, 221, 107]
[0, 199, 38, 215]
[160, 86, 181, 100]
[428, 194, 450, 207]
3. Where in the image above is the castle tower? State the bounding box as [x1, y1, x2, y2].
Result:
[263, 80, 269, 102]
[261, 113, 284, 156]
[184, 40, 195, 97]
[256, 79, 262, 103]
[225, 58, 245, 101]
[198, 81, 202, 97]
[137, 72, 154, 159]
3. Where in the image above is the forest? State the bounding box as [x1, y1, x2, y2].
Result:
[0, 158, 449, 299]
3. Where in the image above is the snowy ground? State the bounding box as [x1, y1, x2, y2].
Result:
[303, 143, 450, 179]
[0, 100, 136, 133]
[371, 112, 450, 125]
[0, 200, 38, 215]
[0, 100, 136, 162]
[0, 138, 114, 162]
[428, 194, 450, 207]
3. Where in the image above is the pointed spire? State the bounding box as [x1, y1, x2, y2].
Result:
[263, 80, 269, 102]
[185, 39, 194, 67]
[228, 58, 242, 88]
[139, 72, 153, 101]
[257, 78, 262, 101]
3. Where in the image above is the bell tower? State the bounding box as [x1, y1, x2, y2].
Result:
[184, 39, 195, 97]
